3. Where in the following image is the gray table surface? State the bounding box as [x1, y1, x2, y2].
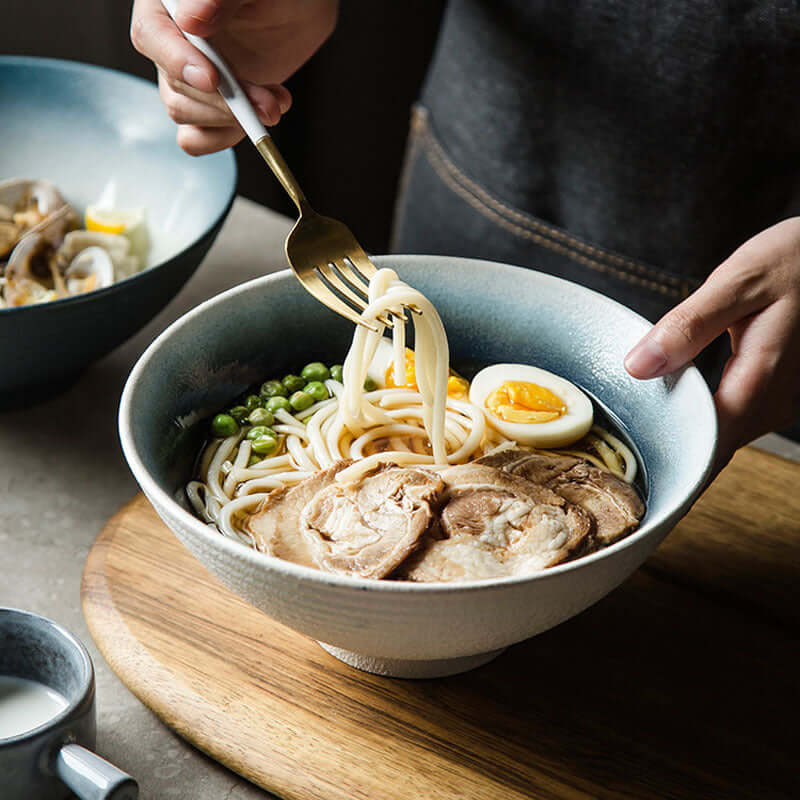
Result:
[2, 196, 798, 799]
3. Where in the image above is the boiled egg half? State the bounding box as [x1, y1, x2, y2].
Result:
[469, 364, 593, 447]
[366, 338, 470, 399]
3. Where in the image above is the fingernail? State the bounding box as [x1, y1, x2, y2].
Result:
[278, 95, 291, 114]
[624, 337, 668, 379]
[179, 0, 218, 24]
[182, 64, 207, 90]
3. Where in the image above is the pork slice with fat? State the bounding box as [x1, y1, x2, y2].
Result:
[478, 448, 644, 545]
[397, 463, 593, 582]
[244, 460, 352, 568]
[300, 464, 445, 579]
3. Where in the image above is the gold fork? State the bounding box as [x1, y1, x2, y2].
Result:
[162, 1, 413, 331]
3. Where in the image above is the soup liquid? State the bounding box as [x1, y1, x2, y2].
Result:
[0, 675, 69, 739]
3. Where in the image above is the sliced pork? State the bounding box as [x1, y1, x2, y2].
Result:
[245, 461, 352, 568]
[396, 463, 592, 582]
[477, 448, 644, 544]
[300, 465, 445, 579]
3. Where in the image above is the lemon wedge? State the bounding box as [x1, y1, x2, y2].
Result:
[85, 205, 149, 263]
[85, 205, 141, 234]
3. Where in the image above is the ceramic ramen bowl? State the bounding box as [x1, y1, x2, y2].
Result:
[0, 56, 236, 408]
[119, 255, 717, 678]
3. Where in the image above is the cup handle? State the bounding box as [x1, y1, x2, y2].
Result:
[54, 743, 139, 800]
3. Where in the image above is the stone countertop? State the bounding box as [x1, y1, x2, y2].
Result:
[1, 197, 289, 800]
[2, 195, 798, 799]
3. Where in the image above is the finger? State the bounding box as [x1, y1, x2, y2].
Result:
[176, 124, 245, 155]
[176, 0, 242, 37]
[159, 70, 286, 128]
[159, 69, 229, 112]
[714, 298, 800, 455]
[159, 76, 236, 126]
[625, 250, 773, 380]
[131, 0, 218, 92]
[242, 82, 292, 122]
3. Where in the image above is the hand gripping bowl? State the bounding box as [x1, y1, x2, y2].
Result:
[0, 56, 235, 408]
[119, 255, 717, 678]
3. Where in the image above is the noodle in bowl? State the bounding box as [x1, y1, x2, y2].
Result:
[119, 255, 717, 677]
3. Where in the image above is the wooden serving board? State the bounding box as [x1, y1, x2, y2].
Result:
[82, 447, 800, 800]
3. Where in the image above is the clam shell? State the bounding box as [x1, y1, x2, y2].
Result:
[56, 230, 139, 279]
[64, 246, 114, 295]
[0, 179, 77, 264]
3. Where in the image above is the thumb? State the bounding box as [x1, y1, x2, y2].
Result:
[176, 0, 242, 36]
[625, 260, 767, 380]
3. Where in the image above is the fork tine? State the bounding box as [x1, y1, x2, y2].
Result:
[318, 262, 370, 308]
[295, 270, 380, 332]
[316, 263, 394, 329]
[341, 246, 377, 281]
[344, 253, 414, 322]
[327, 260, 369, 301]
[335, 259, 408, 324]
[338, 256, 409, 323]
[329, 260, 398, 328]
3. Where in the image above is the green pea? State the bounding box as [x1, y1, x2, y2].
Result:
[245, 394, 263, 411]
[260, 379, 287, 398]
[282, 374, 305, 393]
[289, 390, 314, 411]
[301, 361, 330, 382]
[329, 364, 344, 382]
[246, 425, 277, 441]
[304, 381, 328, 402]
[228, 405, 249, 423]
[247, 407, 274, 426]
[251, 435, 279, 456]
[210, 413, 238, 438]
[248, 454, 263, 467]
[266, 395, 291, 414]
[363, 377, 378, 392]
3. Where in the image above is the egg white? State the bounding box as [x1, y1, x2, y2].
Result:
[469, 364, 593, 447]
[364, 338, 396, 389]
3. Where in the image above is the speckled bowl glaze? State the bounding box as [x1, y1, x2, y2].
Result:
[119, 256, 717, 678]
[0, 56, 236, 408]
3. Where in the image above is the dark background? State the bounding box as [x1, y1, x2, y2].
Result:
[1, 0, 446, 253]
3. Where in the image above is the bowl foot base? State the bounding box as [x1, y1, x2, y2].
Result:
[317, 642, 507, 678]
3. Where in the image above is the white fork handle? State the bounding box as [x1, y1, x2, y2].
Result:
[160, 0, 268, 144]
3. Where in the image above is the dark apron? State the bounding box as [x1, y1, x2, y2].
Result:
[391, 0, 800, 395]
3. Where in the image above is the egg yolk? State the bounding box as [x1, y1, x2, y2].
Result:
[386, 349, 418, 390]
[485, 381, 566, 424]
[385, 349, 470, 399]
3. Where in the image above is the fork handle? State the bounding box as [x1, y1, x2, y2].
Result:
[161, 0, 267, 144]
[160, 0, 309, 212]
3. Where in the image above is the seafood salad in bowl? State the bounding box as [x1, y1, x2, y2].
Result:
[0, 56, 235, 407]
[120, 254, 717, 678]
[0, 178, 150, 308]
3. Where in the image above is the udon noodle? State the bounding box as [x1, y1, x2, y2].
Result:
[188, 267, 638, 547]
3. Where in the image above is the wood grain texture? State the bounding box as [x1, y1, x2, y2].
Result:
[81, 448, 800, 800]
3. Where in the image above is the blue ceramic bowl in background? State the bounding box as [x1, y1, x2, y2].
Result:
[120, 255, 718, 678]
[0, 56, 236, 408]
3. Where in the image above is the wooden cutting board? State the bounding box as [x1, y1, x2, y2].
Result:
[82, 447, 800, 800]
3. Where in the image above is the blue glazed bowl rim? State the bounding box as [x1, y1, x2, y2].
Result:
[120, 256, 718, 595]
[0, 55, 237, 317]
[0, 607, 95, 746]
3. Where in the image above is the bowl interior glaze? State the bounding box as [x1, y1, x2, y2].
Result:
[0, 56, 233, 269]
